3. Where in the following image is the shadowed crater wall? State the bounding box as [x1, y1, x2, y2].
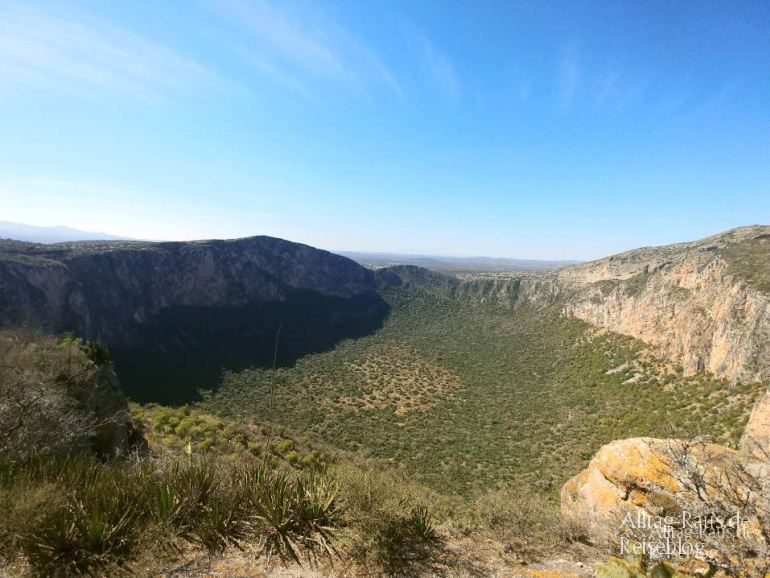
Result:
[0, 236, 389, 404]
[115, 291, 388, 403]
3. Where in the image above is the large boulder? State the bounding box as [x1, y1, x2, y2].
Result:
[561, 437, 769, 575]
[562, 438, 739, 541]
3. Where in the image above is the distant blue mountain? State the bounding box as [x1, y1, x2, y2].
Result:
[0, 221, 131, 244]
[340, 250, 580, 272]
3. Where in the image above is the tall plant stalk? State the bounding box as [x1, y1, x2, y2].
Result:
[262, 323, 282, 464]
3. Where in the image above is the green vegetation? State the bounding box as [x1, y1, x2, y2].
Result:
[0, 454, 450, 576]
[0, 331, 128, 461]
[132, 404, 328, 469]
[3, 263, 768, 574]
[0, 326, 450, 576]
[623, 271, 651, 296]
[203, 288, 766, 497]
[720, 234, 770, 293]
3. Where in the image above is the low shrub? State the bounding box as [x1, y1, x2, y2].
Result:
[18, 462, 147, 576]
[474, 485, 584, 559]
[0, 455, 355, 574]
[329, 462, 443, 574]
[0, 448, 459, 576]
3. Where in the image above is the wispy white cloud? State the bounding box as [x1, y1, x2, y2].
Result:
[0, 3, 212, 99]
[225, 40, 313, 98]
[557, 44, 580, 111]
[557, 45, 650, 114]
[205, 0, 404, 101]
[592, 64, 648, 113]
[209, 0, 344, 77]
[418, 35, 460, 102]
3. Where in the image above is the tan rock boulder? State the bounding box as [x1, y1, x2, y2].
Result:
[561, 438, 739, 543]
[561, 437, 769, 575]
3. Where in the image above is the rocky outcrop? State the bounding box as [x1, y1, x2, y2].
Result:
[559, 226, 770, 384]
[562, 394, 770, 574]
[561, 435, 769, 574]
[0, 237, 377, 343]
[376, 265, 562, 308]
[561, 438, 740, 541]
[740, 390, 770, 459]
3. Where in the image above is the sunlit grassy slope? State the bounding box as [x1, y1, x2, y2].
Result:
[202, 287, 765, 497]
[720, 233, 770, 293]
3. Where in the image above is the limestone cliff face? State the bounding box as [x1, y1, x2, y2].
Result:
[0, 237, 377, 344]
[741, 391, 770, 459]
[377, 227, 770, 384]
[4, 226, 768, 399]
[379, 227, 770, 385]
[558, 226, 770, 383]
[376, 265, 562, 308]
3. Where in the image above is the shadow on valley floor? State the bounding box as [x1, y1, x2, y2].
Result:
[113, 290, 390, 405]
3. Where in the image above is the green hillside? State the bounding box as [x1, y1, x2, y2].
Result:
[720, 233, 770, 292]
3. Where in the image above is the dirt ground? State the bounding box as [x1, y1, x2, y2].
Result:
[162, 530, 600, 578]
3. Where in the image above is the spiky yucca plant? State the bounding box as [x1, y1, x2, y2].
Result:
[21, 466, 146, 576]
[245, 465, 339, 565]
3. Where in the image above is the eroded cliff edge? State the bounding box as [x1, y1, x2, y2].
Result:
[2, 226, 768, 399]
[376, 226, 770, 384]
[558, 225, 770, 384]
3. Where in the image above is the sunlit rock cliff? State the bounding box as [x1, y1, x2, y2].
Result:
[558, 226, 770, 383]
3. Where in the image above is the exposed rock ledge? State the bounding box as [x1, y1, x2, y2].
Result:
[741, 390, 770, 460]
[562, 391, 770, 575]
[559, 226, 770, 384]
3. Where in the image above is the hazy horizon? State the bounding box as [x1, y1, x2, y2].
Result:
[4, 219, 769, 265]
[0, 1, 768, 260]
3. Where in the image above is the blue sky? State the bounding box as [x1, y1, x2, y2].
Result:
[0, 0, 768, 259]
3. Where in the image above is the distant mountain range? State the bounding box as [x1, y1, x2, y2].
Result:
[340, 251, 580, 272]
[0, 221, 577, 272]
[0, 221, 130, 244]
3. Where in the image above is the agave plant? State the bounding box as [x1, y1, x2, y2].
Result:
[149, 459, 249, 555]
[245, 465, 339, 566]
[21, 468, 145, 576]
